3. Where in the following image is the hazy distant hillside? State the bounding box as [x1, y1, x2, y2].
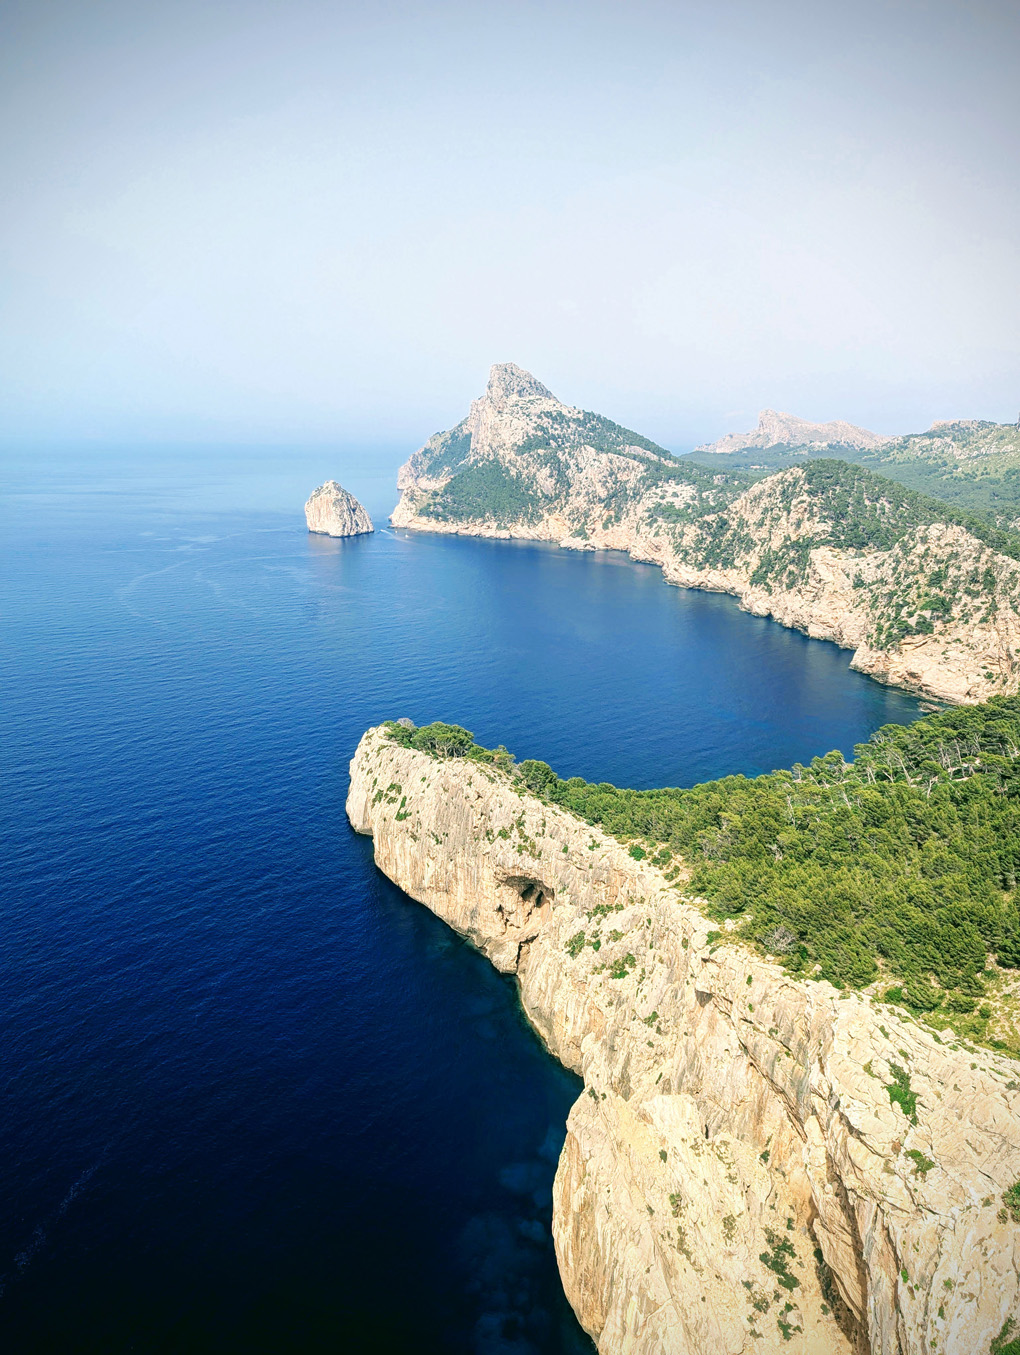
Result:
[689, 417, 1020, 530]
[694, 408, 889, 456]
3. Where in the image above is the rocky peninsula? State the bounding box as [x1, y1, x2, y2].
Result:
[305, 480, 374, 537]
[348, 722, 1020, 1355]
[391, 365, 1020, 705]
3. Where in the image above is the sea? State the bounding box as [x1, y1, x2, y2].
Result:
[0, 445, 923, 1353]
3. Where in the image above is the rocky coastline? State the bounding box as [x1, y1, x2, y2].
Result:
[347, 725, 1020, 1355]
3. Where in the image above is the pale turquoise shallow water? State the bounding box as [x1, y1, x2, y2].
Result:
[0, 447, 922, 1352]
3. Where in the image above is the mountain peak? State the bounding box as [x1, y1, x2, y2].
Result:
[485, 363, 555, 404]
[695, 408, 889, 454]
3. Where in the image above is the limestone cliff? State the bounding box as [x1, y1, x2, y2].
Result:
[348, 727, 1020, 1355]
[695, 410, 891, 456]
[391, 366, 1020, 705]
[305, 480, 374, 537]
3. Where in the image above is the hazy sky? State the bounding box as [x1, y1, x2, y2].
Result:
[1, 0, 1017, 450]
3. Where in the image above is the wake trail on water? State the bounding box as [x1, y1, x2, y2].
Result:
[0, 1157, 106, 1300]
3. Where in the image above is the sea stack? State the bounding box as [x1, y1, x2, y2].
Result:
[305, 481, 374, 537]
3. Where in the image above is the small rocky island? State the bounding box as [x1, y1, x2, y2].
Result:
[305, 480, 374, 537]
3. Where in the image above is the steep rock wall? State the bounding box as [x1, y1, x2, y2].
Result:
[347, 728, 1020, 1355]
[305, 480, 374, 537]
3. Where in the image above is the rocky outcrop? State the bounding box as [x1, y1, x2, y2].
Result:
[391, 367, 1020, 705]
[305, 480, 374, 537]
[348, 727, 1020, 1355]
[392, 362, 672, 534]
[695, 410, 891, 456]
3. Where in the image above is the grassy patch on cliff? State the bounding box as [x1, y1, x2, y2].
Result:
[384, 701, 1020, 1051]
[419, 460, 547, 526]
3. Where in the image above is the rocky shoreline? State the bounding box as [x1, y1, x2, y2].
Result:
[390, 510, 1020, 706]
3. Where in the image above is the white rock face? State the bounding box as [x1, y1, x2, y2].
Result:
[695, 410, 891, 455]
[305, 481, 373, 537]
[348, 727, 1020, 1355]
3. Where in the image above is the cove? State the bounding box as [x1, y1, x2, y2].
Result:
[0, 447, 922, 1353]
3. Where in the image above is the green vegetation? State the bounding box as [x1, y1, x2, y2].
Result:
[776, 1309, 797, 1342]
[566, 931, 586, 959]
[905, 1148, 935, 1179]
[991, 1317, 1020, 1355]
[511, 699, 1020, 1035]
[412, 400, 1020, 667]
[576, 409, 671, 459]
[759, 1228, 800, 1292]
[413, 397, 748, 531]
[420, 459, 545, 526]
[507, 406, 674, 464]
[886, 1064, 918, 1124]
[608, 952, 637, 979]
[745, 460, 1020, 572]
[1002, 1179, 1020, 1223]
[689, 420, 1020, 534]
[419, 421, 475, 475]
[385, 700, 1020, 1049]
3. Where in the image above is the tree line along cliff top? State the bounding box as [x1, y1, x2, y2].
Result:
[383, 697, 1020, 1056]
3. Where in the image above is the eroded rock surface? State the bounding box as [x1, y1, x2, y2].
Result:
[347, 727, 1020, 1355]
[305, 480, 374, 537]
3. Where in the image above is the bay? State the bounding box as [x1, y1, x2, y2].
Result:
[0, 447, 921, 1353]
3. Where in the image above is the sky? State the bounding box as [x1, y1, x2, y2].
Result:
[1, 0, 1017, 452]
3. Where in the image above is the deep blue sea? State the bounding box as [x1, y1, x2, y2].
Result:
[0, 446, 922, 1353]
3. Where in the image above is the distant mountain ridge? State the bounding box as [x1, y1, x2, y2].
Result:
[695, 408, 890, 455]
[691, 414, 1020, 530]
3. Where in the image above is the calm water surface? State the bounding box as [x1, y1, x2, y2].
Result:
[0, 448, 922, 1353]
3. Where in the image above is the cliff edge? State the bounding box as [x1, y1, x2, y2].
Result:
[348, 725, 1020, 1355]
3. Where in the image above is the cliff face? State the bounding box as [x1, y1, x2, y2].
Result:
[305, 480, 374, 537]
[391, 368, 1020, 705]
[348, 728, 1020, 1355]
[695, 410, 891, 456]
[666, 478, 1020, 707]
